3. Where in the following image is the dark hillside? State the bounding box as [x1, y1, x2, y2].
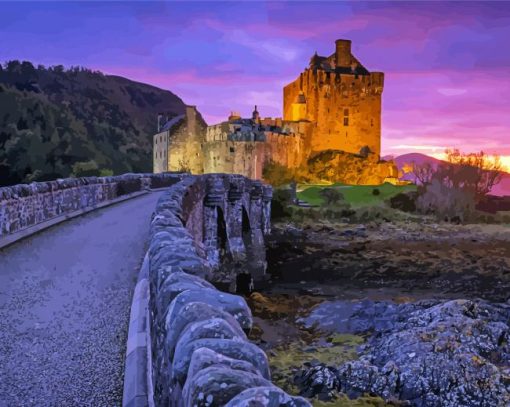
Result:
[0, 61, 186, 185]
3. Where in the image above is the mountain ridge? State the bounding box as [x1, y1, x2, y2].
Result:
[0, 60, 186, 186]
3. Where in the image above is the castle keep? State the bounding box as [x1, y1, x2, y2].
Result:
[284, 39, 383, 156]
[153, 39, 397, 184]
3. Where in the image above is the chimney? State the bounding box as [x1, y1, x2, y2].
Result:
[186, 105, 197, 136]
[335, 39, 352, 68]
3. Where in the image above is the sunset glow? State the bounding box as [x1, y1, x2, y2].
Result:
[1, 1, 509, 158]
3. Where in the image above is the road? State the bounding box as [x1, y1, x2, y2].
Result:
[0, 191, 163, 407]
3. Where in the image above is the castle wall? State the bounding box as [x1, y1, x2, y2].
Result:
[203, 141, 266, 180]
[283, 68, 383, 157]
[203, 132, 304, 180]
[153, 131, 169, 173]
[166, 107, 206, 174]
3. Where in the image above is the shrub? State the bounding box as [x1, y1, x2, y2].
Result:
[416, 179, 475, 222]
[263, 161, 295, 187]
[271, 188, 294, 220]
[389, 192, 417, 213]
[71, 160, 100, 177]
[372, 188, 380, 196]
[319, 188, 344, 207]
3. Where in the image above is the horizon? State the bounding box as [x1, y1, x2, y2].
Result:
[1, 1, 509, 165]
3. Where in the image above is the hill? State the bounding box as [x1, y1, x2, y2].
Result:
[0, 61, 186, 186]
[394, 152, 510, 196]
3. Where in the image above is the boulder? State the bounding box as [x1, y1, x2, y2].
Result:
[155, 272, 215, 318]
[165, 288, 252, 334]
[225, 386, 311, 407]
[301, 299, 510, 407]
[163, 302, 245, 359]
[186, 347, 260, 384]
[294, 363, 339, 401]
[172, 319, 247, 383]
[183, 365, 272, 407]
[172, 338, 271, 385]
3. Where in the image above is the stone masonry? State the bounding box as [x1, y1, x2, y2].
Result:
[147, 174, 310, 406]
[0, 173, 183, 238]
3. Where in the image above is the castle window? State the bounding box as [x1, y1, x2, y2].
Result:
[371, 119, 374, 127]
[344, 109, 349, 116]
[230, 147, 235, 153]
[344, 117, 349, 126]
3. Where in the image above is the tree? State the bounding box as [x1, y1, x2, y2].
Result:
[262, 160, 295, 187]
[319, 187, 344, 206]
[404, 161, 435, 186]
[415, 149, 505, 221]
[443, 148, 503, 200]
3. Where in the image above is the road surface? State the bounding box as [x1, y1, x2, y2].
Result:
[0, 191, 163, 406]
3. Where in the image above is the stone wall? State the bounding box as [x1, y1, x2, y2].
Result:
[147, 174, 310, 406]
[0, 173, 183, 238]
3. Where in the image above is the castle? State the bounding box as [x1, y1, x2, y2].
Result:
[153, 39, 397, 184]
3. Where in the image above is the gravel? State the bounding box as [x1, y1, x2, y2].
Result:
[0, 192, 163, 406]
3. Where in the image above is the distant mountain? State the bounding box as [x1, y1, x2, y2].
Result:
[393, 152, 510, 196]
[0, 60, 186, 186]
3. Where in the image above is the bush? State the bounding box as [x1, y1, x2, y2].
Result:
[319, 188, 344, 206]
[99, 168, 114, 177]
[372, 188, 380, 196]
[263, 161, 295, 187]
[389, 192, 417, 213]
[71, 160, 100, 177]
[271, 188, 294, 220]
[416, 179, 475, 222]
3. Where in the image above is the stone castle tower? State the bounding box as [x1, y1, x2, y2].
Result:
[283, 39, 384, 157]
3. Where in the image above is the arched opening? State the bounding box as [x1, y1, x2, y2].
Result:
[236, 206, 254, 295]
[242, 206, 252, 250]
[216, 206, 228, 261]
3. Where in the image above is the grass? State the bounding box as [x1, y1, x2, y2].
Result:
[312, 394, 391, 407]
[297, 182, 417, 207]
[268, 334, 364, 395]
[267, 334, 391, 406]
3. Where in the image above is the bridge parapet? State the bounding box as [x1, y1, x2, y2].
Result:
[145, 174, 310, 407]
[0, 173, 184, 239]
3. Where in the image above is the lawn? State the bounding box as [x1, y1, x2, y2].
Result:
[297, 182, 417, 207]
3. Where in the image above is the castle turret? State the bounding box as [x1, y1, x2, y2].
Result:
[252, 105, 260, 122]
[335, 39, 352, 67]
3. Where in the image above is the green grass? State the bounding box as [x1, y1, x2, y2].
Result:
[269, 334, 364, 395]
[297, 182, 417, 207]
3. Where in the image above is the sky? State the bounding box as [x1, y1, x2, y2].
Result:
[1, 1, 510, 166]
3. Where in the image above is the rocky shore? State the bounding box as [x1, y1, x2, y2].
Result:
[248, 221, 510, 406]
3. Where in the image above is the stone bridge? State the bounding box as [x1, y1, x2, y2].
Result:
[0, 173, 309, 407]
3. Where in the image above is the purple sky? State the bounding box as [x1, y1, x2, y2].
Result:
[1, 1, 509, 162]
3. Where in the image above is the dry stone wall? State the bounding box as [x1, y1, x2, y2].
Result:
[0, 173, 183, 238]
[148, 174, 310, 406]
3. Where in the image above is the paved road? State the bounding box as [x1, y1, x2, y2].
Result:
[0, 191, 163, 407]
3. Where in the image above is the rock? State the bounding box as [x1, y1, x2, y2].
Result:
[324, 299, 510, 407]
[224, 386, 311, 407]
[155, 272, 215, 318]
[172, 338, 271, 385]
[171, 318, 247, 383]
[294, 363, 340, 401]
[183, 365, 272, 407]
[162, 302, 244, 359]
[166, 288, 252, 333]
[186, 348, 261, 384]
